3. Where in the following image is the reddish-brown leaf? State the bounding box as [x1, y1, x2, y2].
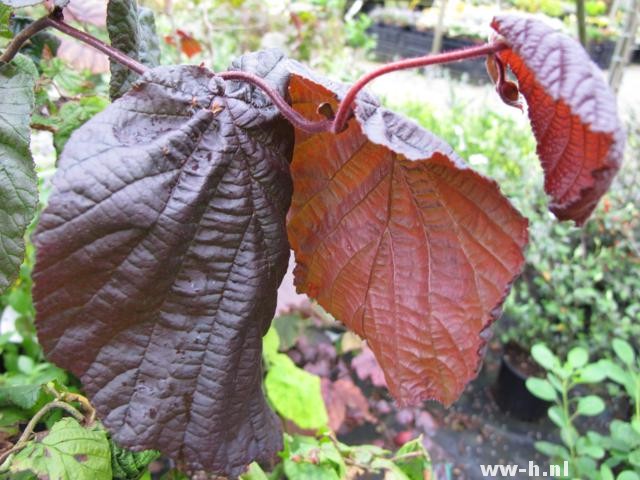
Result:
[286, 71, 528, 406]
[492, 15, 625, 225]
[321, 378, 375, 432]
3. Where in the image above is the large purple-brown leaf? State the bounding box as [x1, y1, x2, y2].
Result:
[492, 14, 625, 224]
[33, 50, 293, 476]
[286, 68, 529, 406]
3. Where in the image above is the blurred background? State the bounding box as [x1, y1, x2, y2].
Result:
[0, 0, 639, 478]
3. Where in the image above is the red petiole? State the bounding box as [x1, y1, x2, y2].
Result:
[1, 9, 509, 134]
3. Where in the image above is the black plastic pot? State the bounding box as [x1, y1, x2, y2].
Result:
[493, 343, 551, 422]
[632, 46, 640, 65]
[588, 39, 616, 69]
[370, 24, 490, 83]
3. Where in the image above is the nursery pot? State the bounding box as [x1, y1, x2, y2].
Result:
[493, 342, 551, 422]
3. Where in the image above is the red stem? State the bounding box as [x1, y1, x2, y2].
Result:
[47, 17, 148, 75]
[331, 41, 510, 133]
[1, 14, 509, 136]
[218, 71, 332, 133]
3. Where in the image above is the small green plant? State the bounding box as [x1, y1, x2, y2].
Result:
[241, 433, 432, 480]
[527, 340, 640, 479]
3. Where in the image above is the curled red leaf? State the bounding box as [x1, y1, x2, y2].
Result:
[492, 14, 625, 225]
[286, 66, 528, 406]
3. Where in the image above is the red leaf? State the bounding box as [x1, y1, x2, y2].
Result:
[321, 378, 375, 432]
[492, 15, 625, 225]
[287, 71, 528, 406]
[177, 30, 202, 58]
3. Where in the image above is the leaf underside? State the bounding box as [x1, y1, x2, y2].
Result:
[286, 67, 528, 406]
[33, 50, 294, 476]
[107, 0, 161, 100]
[492, 14, 624, 225]
[0, 55, 38, 294]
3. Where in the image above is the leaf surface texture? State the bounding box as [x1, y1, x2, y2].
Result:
[492, 14, 624, 224]
[33, 50, 294, 476]
[286, 68, 528, 406]
[107, 0, 161, 99]
[0, 55, 38, 294]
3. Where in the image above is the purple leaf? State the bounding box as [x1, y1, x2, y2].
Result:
[33, 50, 293, 476]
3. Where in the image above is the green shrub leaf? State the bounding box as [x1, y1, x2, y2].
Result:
[10, 418, 112, 480]
[579, 361, 609, 383]
[0, 5, 11, 38]
[109, 438, 159, 480]
[613, 339, 636, 366]
[0, 55, 38, 295]
[393, 436, 431, 480]
[106, 0, 161, 99]
[525, 378, 557, 401]
[576, 396, 605, 416]
[534, 441, 569, 459]
[567, 347, 588, 369]
[265, 354, 328, 430]
[531, 344, 558, 371]
[617, 472, 640, 480]
[0, 384, 44, 410]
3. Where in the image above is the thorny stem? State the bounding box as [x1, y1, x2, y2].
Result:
[1, 10, 508, 135]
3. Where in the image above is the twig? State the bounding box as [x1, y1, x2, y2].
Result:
[0, 401, 84, 466]
[0, 16, 52, 64]
[47, 16, 147, 75]
[0, 10, 147, 76]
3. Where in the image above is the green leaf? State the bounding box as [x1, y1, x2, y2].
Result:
[262, 327, 280, 365]
[0, 55, 38, 294]
[371, 457, 411, 479]
[629, 449, 640, 467]
[531, 343, 558, 371]
[535, 441, 569, 460]
[52, 97, 109, 153]
[576, 438, 605, 459]
[393, 436, 431, 480]
[610, 420, 640, 449]
[273, 314, 305, 351]
[265, 354, 328, 430]
[613, 339, 636, 366]
[567, 347, 589, 369]
[109, 438, 159, 480]
[281, 435, 345, 480]
[548, 405, 565, 428]
[10, 418, 112, 480]
[579, 361, 609, 383]
[0, 384, 43, 409]
[600, 464, 615, 480]
[526, 377, 557, 401]
[106, 0, 161, 99]
[617, 472, 640, 480]
[602, 359, 631, 385]
[240, 463, 269, 480]
[0, 5, 12, 39]
[576, 395, 606, 416]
